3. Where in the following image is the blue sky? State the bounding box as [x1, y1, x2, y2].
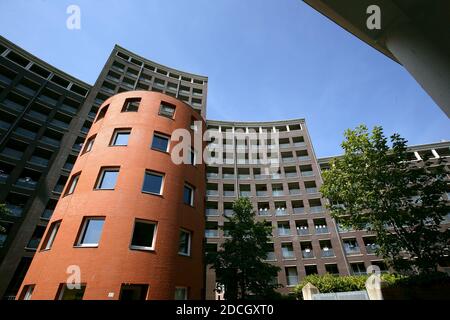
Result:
[0, 0, 448, 157]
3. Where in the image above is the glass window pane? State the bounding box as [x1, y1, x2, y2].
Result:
[183, 186, 192, 205]
[152, 135, 169, 152]
[114, 132, 130, 146]
[179, 231, 190, 255]
[67, 175, 79, 194]
[174, 288, 187, 300]
[131, 222, 155, 248]
[60, 285, 86, 300]
[98, 170, 118, 189]
[142, 172, 163, 194]
[80, 219, 105, 245]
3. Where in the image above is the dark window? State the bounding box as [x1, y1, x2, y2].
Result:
[42, 221, 61, 250]
[96, 168, 119, 190]
[159, 102, 175, 118]
[122, 98, 141, 112]
[65, 173, 80, 195]
[183, 185, 194, 206]
[57, 284, 86, 300]
[119, 284, 148, 300]
[142, 171, 163, 194]
[151, 133, 169, 152]
[95, 105, 109, 122]
[131, 220, 156, 250]
[178, 230, 191, 256]
[84, 135, 96, 153]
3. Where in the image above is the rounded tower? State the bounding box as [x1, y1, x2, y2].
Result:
[18, 91, 206, 300]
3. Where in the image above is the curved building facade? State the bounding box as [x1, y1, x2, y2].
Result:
[17, 91, 206, 300]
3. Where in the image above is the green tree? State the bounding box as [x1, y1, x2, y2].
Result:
[321, 125, 449, 274]
[207, 197, 280, 299]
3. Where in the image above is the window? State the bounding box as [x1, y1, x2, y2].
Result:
[131, 220, 157, 250]
[183, 184, 194, 206]
[122, 98, 141, 112]
[57, 284, 86, 300]
[178, 230, 191, 256]
[65, 173, 80, 195]
[84, 135, 95, 153]
[95, 105, 108, 122]
[151, 133, 170, 152]
[41, 220, 61, 250]
[159, 102, 175, 118]
[174, 287, 188, 300]
[96, 168, 119, 190]
[142, 171, 164, 195]
[190, 149, 196, 165]
[20, 285, 35, 300]
[76, 218, 105, 247]
[111, 129, 131, 146]
[120, 284, 149, 300]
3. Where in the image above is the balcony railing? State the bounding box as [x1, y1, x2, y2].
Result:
[0, 173, 9, 183]
[50, 119, 70, 130]
[282, 251, 295, 259]
[306, 188, 318, 194]
[0, 74, 13, 85]
[40, 136, 61, 147]
[14, 127, 37, 139]
[293, 207, 305, 214]
[275, 208, 288, 216]
[29, 156, 49, 167]
[301, 171, 314, 177]
[205, 230, 219, 238]
[238, 175, 250, 180]
[53, 184, 65, 194]
[38, 95, 58, 106]
[321, 249, 335, 258]
[223, 174, 235, 179]
[310, 206, 324, 213]
[15, 178, 38, 189]
[298, 156, 310, 161]
[278, 228, 291, 236]
[60, 104, 78, 115]
[26, 238, 41, 250]
[0, 120, 11, 130]
[205, 208, 219, 216]
[27, 110, 47, 121]
[272, 190, 284, 197]
[258, 209, 270, 216]
[289, 189, 301, 195]
[1, 148, 24, 159]
[271, 174, 282, 179]
[239, 191, 251, 197]
[302, 250, 314, 259]
[5, 204, 24, 217]
[256, 191, 268, 196]
[365, 244, 379, 254]
[265, 252, 276, 261]
[282, 157, 295, 163]
[315, 226, 329, 234]
[296, 227, 309, 236]
[254, 174, 265, 180]
[41, 209, 53, 220]
[285, 172, 298, 178]
[206, 190, 218, 196]
[223, 191, 235, 197]
[16, 85, 36, 96]
[280, 143, 291, 149]
[206, 173, 219, 179]
[294, 142, 306, 147]
[344, 246, 361, 255]
[3, 99, 25, 112]
[224, 209, 234, 217]
[63, 162, 74, 171]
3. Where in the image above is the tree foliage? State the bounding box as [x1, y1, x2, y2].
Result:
[321, 125, 450, 274]
[207, 197, 280, 299]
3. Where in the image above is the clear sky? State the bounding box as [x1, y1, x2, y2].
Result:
[0, 0, 448, 157]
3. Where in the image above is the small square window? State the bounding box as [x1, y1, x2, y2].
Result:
[76, 217, 105, 247]
[84, 135, 95, 153]
[122, 98, 141, 112]
[183, 184, 194, 206]
[131, 220, 157, 250]
[96, 168, 119, 190]
[178, 230, 191, 256]
[142, 171, 164, 195]
[111, 129, 131, 146]
[151, 133, 170, 152]
[174, 287, 188, 300]
[65, 173, 80, 195]
[41, 220, 61, 251]
[20, 285, 35, 300]
[159, 102, 175, 118]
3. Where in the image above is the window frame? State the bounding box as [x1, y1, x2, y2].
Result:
[110, 128, 131, 147]
[178, 229, 192, 256]
[130, 219, 158, 251]
[83, 135, 96, 153]
[121, 97, 141, 112]
[183, 184, 194, 206]
[174, 287, 188, 300]
[41, 220, 61, 251]
[75, 217, 105, 248]
[95, 167, 120, 190]
[65, 172, 81, 196]
[158, 101, 176, 119]
[141, 171, 164, 195]
[151, 132, 170, 153]
[56, 283, 87, 300]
